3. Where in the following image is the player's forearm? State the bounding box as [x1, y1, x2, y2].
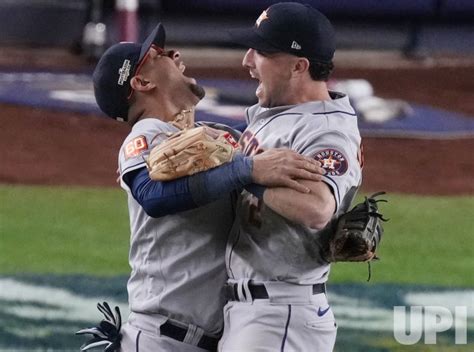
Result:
[262, 181, 335, 229]
[125, 148, 324, 218]
[188, 153, 253, 205]
[125, 154, 253, 217]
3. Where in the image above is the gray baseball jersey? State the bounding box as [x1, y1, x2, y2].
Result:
[226, 91, 363, 285]
[118, 118, 234, 335]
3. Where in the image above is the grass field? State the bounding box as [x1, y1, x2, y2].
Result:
[0, 185, 130, 274]
[1, 184, 473, 287]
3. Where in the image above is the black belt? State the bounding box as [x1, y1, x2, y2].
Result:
[160, 321, 219, 351]
[225, 282, 326, 301]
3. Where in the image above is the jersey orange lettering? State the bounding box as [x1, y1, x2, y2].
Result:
[125, 135, 148, 159]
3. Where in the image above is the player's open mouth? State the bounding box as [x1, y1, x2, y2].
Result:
[249, 71, 262, 96]
[250, 72, 261, 82]
[249, 71, 259, 81]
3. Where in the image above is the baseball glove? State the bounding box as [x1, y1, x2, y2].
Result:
[76, 302, 122, 352]
[146, 126, 239, 181]
[324, 192, 388, 265]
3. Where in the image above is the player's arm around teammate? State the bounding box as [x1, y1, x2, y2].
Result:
[249, 150, 335, 228]
[262, 179, 335, 229]
[123, 143, 325, 218]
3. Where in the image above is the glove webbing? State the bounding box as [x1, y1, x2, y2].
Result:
[364, 191, 388, 281]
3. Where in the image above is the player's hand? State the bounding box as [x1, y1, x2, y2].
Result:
[251, 148, 325, 193]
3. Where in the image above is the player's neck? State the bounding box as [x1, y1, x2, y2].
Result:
[278, 80, 331, 106]
[299, 81, 331, 102]
[132, 96, 194, 126]
[169, 108, 195, 129]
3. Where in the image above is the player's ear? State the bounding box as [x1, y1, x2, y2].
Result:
[293, 57, 310, 76]
[130, 75, 156, 92]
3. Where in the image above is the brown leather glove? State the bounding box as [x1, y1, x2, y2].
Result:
[146, 126, 239, 181]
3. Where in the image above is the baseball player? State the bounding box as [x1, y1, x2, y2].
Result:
[88, 22, 325, 352]
[219, 3, 364, 351]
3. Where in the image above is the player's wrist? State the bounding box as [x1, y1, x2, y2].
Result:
[188, 153, 253, 206]
[244, 183, 266, 199]
[235, 153, 254, 184]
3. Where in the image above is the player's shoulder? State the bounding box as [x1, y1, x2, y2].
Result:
[295, 93, 358, 129]
[288, 93, 361, 150]
[131, 117, 174, 135]
[123, 118, 176, 144]
[295, 92, 355, 116]
[119, 118, 178, 163]
[118, 118, 178, 173]
[322, 91, 357, 119]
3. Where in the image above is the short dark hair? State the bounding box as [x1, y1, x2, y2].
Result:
[308, 60, 334, 81]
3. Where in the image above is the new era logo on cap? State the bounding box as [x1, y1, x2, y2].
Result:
[291, 41, 301, 50]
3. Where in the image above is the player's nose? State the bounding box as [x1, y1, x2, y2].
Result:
[242, 48, 255, 69]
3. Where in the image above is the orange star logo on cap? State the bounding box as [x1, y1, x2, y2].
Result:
[256, 10, 269, 27]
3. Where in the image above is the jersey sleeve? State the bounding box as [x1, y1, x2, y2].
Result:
[118, 119, 178, 192]
[294, 129, 362, 211]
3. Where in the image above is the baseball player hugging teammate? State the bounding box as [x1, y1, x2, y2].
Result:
[76, 16, 325, 352]
[77, 2, 388, 352]
[216, 3, 364, 351]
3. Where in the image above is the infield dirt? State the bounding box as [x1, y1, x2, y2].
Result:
[1, 48, 473, 195]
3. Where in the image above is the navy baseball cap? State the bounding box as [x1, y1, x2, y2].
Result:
[93, 23, 166, 121]
[229, 2, 335, 63]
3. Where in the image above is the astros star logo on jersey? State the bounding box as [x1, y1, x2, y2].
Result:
[322, 155, 340, 170]
[314, 148, 348, 176]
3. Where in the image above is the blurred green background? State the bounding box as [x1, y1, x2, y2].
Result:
[1, 185, 473, 286]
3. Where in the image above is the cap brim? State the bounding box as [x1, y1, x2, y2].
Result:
[139, 23, 166, 62]
[227, 27, 281, 53]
